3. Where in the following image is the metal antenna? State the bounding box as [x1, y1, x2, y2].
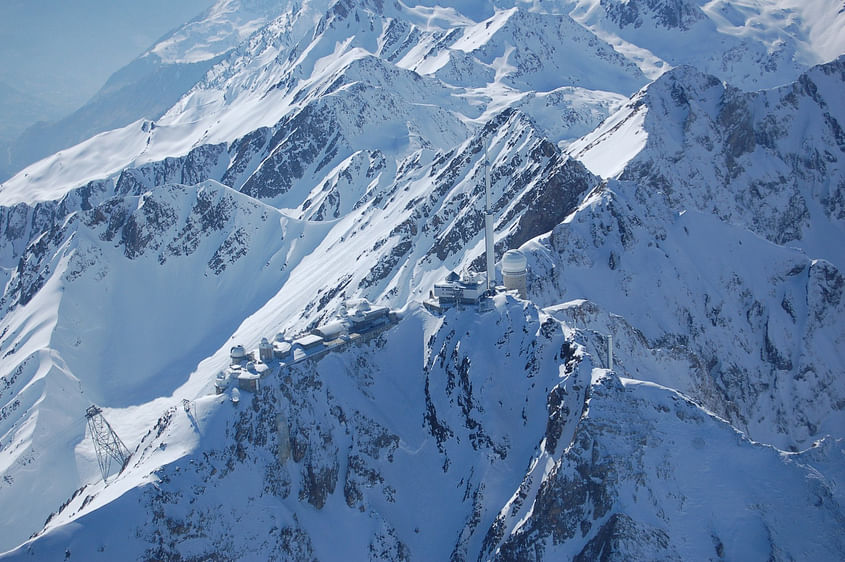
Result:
[85, 405, 131, 481]
[484, 136, 496, 291]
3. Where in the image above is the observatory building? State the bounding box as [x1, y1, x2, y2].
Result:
[501, 249, 527, 298]
[216, 298, 399, 396]
[432, 271, 487, 305]
[259, 338, 274, 362]
[230, 345, 247, 366]
[424, 140, 530, 312]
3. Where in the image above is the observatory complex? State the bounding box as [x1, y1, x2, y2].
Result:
[218, 143, 527, 399]
[425, 142, 529, 311]
[216, 299, 398, 396]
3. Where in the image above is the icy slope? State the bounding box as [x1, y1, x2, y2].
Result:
[5, 57, 221, 184]
[3, 300, 842, 560]
[149, 0, 325, 65]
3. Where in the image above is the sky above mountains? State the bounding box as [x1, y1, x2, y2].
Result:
[0, 0, 214, 115]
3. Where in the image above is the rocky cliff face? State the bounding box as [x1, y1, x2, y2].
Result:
[606, 60, 845, 264]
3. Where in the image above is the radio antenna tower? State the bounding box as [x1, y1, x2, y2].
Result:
[85, 405, 131, 481]
[483, 137, 496, 291]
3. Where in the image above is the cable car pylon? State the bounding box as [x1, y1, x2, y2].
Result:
[85, 405, 131, 481]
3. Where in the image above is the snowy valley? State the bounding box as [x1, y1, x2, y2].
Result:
[0, 0, 843, 559]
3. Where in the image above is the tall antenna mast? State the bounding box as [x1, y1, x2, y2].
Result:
[484, 137, 495, 291]
[85, 405, 131, 481]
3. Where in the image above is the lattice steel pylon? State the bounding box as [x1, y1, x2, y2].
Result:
[85, 405, 131, 481]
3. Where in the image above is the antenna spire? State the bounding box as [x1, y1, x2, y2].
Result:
[484, 137, 495, 291]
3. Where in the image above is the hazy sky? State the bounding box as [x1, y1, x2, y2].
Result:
[0, 0, 216, 112]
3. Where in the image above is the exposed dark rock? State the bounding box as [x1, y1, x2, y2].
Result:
[573, 513, 680, 562]
[208, 227, 250, 274]
[509, 157, 596, 248]
[240, 104, 344, 201]
[600, 0, 704, 30]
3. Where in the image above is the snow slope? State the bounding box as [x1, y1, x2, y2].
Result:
[0, 180, 333, 549]
[563, 0, 845, 90]
[0, 0, 647, 205]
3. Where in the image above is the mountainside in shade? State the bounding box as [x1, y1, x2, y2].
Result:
[0, 0, 843, 558]
[0, 83, 65, 145]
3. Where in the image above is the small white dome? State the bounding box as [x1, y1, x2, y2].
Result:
[501, 249, 527, 274]
[230, 345, 246, 359]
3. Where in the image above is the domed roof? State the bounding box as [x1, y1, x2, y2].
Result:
[260, 337, 272, 347]
[501, 249, 527, 273]
[230, 344, 246, 358]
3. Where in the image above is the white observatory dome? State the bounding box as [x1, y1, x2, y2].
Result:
[230, 345, 246, 359]
[502, 249, 528, 298]
[501, 249, 527, 274]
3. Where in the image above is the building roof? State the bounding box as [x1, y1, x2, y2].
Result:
[294, 334, 324, 348]
[314, 319, 349, 340]
[435, 275, 484, 289]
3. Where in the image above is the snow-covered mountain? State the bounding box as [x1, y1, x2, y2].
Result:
[0, 0, 843, 558]
[0, 0, 330, 182]
[562, 0, 844, 89]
